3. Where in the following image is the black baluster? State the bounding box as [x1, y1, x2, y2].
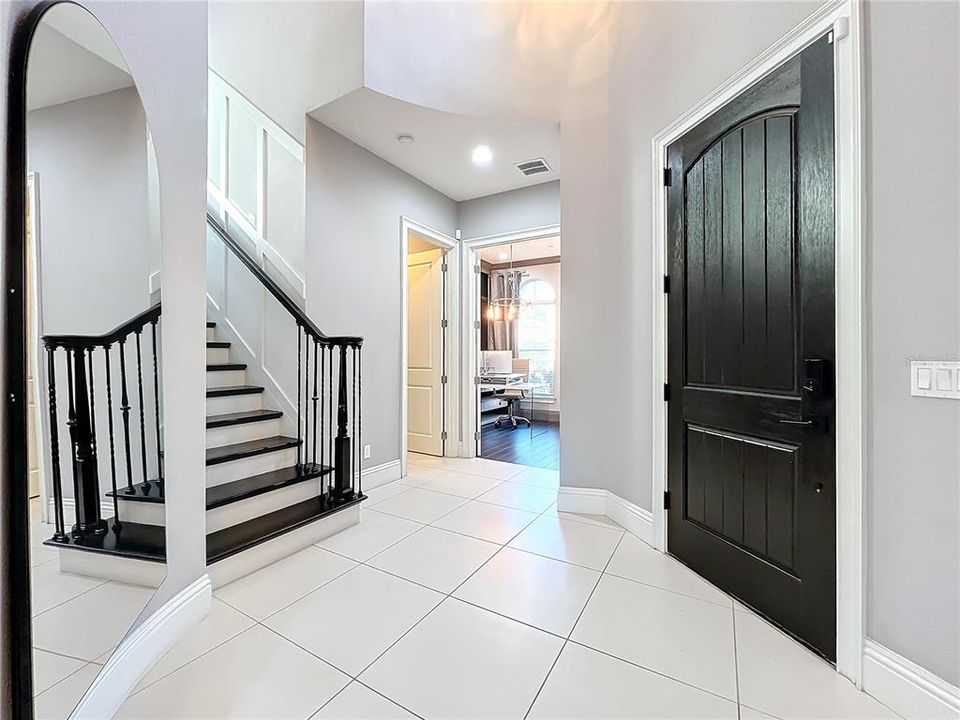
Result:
[303, 331, 310, 471]
[311, 338, 319, 469]
[333, 344, 352, 499]
[328, 345, 334, 491]
[358, 345, 363, 496]
[151, 318, 163, 494]
[352, 345, 357, 500]
[320, 342, 325, 480]
[119, 338, 135, 494]
[86, 348, 98, 474]
[45, 347, 68, 542]
[296, 324, 302, 470]
[65, 347, 78, 532]
[104, 345, 121, 531]
[135, 329, 149, 493]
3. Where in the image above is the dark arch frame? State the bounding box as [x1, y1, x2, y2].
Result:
[4, 2, 80, 715]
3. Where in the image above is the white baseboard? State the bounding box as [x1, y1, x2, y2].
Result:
[556, 486, 654, 545]
[71, 574, 212, 720]
[863, 640, 960, 719]
[360, 459, 402, 491]
[47, 497, 115, 527]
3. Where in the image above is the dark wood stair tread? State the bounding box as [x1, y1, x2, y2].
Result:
[206, 385, 263, 398]
[206, 409, 283, 428]
[207, 493, 364, 564]
[206, 321, 216, 328]
[206, 436, 300, 466]
[108, 464, 332, 509]
[207, 363, 247, 371]
[43, 521, 166, 563]
[207, 341, 231, 349]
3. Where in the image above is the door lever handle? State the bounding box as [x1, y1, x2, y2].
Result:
[778, 418, 814, 426]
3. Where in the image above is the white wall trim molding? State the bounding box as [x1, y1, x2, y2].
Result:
[71, 574, 212, 719]
[362, 458, 402, 491]
[862, 640, 960, 719]
[399, 216, 459, 478]
[557, 486, 655, 546]
[148, 269, 161, 295]
[649, 0, 864, 684]
[47, 497, 115, 526]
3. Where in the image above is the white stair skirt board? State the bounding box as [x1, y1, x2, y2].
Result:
[71, 574, 212, 720]
[361, 459, 402, 491]
[207, 502, 361, 588]
[118, 476, 323, 533]
[862, 640, 960, 719]
[556, 486, 655, 546]
[58, 548, 167, 587]
[205, 447, 299, 487]
[206, 369, 246, 387]
[206, 392, 263, 415]
[206, 327, 215, 342]
[206, 347, 229, 364]
[206, 417, 282, 447]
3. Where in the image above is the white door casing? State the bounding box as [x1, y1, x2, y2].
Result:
[407, 248, 445, 455]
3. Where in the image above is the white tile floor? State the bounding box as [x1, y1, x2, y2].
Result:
[33, 457, 899, 719]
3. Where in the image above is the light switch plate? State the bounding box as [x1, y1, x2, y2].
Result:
[911, 361, 960, 399]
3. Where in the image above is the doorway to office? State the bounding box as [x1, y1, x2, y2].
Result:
[466, 231, 560, 469]
[402, 219, 458, 462]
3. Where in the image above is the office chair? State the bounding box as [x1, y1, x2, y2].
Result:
[495, 358, 532, 429]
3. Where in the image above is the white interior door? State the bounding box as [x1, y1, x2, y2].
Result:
[407, 248, 444, 456]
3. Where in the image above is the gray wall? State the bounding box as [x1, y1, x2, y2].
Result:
[29, 87, 150, 334]
[305, 119, 458, 468]
[862, 0, 960, 685]
[458, 180, 560, 239]
[558, 0, 959, 687]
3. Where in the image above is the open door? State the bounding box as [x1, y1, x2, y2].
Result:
[407, 248, 445, 455]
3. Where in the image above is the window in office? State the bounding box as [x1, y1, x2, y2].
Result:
[518, 278, 556, 397]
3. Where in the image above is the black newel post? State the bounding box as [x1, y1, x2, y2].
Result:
[333, 344, 352, 499]
[69, 348, 106, 537]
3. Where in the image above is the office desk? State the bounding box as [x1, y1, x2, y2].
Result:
[479, 381, 549, 439]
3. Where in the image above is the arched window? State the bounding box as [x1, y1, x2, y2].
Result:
[518, 278, 557, 397]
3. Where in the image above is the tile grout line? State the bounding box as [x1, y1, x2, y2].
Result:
[732, 604, 742, 718]
[522, 530, 627, 719]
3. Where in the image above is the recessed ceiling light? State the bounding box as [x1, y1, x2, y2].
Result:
[472, 144, 493, 166]
[397, 134, 415, 145]
[498, 251, 509, 261]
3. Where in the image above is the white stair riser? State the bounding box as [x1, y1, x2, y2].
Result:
[206, 327, 215, 342]
[206, 369, 246, 387]
[206, 418, 282, 447]
[206, 392, 262, 415]
[205, 447, 299, 487]
[206, 347, 230, 364]
[209, 504, 359, 588]
[116, 477, 321, 532]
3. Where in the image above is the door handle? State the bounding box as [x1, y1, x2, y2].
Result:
[778, 418, 814, 426]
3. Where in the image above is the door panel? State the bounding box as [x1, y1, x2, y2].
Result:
[667, 37, 836, 660]
[407, 248, 444, 456]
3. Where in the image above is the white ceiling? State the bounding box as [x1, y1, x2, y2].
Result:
[478, 236, 560, 265]
[310, 88, 560, 202]
[27, 13, 134, 112]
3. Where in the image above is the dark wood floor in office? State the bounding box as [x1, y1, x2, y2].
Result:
[480, 420, 559, 470]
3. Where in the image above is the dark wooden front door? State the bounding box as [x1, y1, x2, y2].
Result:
[666, 36, 836, 660]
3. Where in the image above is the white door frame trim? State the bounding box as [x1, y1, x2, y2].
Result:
[400, 216, 458, 478]
[650, 0, 864, 684]
[461, 224, 562, 459]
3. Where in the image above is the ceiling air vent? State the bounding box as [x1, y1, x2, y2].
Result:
[514, 158, 551, 177]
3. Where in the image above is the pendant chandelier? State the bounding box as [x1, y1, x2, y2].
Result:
[488, 244, 528, 321]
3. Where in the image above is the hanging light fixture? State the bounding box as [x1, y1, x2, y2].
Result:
[489, 243, 529, 320]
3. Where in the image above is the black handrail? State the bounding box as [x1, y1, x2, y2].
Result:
[42, 302, 161, 349]
[206, 213, 362, 347]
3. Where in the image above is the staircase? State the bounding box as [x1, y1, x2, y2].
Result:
[43, 217, 365, 586]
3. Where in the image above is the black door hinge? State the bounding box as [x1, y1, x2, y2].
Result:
[663, 275, 670, 294]
[663, 167, 673, 187]
[663, 383, 671, 402]
[663, 491, 671, 510]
